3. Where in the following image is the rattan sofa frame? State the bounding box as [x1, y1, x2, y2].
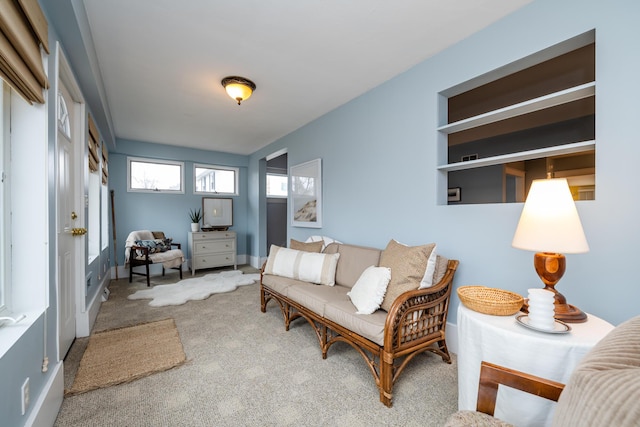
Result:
[260, 259, 459, 407]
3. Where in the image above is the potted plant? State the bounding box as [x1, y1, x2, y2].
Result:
[189, 208, 202, 232]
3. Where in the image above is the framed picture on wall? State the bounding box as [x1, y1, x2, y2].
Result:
[290, 158, 322, 228]
[202, 197, 233, 230]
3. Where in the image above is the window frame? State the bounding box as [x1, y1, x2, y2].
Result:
[87, 168, 100, 263]
[127, 156, 185, 194]
[193, 163, 239, 196]
[0, 82, 10, 314]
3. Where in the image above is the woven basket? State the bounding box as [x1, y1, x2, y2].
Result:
[457, 286, 524, 316]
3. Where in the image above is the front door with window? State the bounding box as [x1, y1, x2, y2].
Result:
[56, 78, 79, 359]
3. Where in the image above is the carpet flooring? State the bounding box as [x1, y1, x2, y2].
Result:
[55, 266, 458, 426]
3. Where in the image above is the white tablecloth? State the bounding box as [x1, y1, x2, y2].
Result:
[457, 304, 613, 427]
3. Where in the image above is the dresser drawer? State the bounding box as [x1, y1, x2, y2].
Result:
[193, 239, 236, 255]
[193, 253, 236, 269]
[192, 231, 236, 241]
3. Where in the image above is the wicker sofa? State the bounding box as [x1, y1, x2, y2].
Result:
[260, 239, 459, 407]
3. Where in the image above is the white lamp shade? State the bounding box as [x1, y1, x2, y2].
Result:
[512, 178, 589, 254]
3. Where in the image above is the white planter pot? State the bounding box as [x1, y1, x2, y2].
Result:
[191, 223, 199, 232]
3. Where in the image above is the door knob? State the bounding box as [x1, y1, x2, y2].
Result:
[72, 227, 87, 236]
[71, 211, 78, 220]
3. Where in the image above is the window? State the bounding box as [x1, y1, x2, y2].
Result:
[128, 157, 184, 193]
[101, 144, 109, 250]
[194, 164, 238, 195]
[266, 173, 288, 197]
[88, 170, 100, 263]
[0, 82, 10, 313]
[102, 183, 108, 251]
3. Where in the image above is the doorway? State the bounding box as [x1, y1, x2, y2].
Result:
[266, 152, 288, 251]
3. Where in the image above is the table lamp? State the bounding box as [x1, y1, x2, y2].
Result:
[512, 178, 589, 323]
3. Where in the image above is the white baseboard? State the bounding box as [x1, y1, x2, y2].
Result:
[249, 255, 267, 269]
[76, 272, 110, 337]
[27, 360, 63, 427]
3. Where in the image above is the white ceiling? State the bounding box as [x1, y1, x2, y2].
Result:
[82, 0, 532, 155]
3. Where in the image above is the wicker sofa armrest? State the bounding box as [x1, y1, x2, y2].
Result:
[384, 259, 459, 351]
[476, 361, 564, 416]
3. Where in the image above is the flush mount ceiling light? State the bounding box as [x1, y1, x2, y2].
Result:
[221, 76, 256, 105]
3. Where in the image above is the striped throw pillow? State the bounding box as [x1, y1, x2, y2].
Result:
[265, 245, 340, 286]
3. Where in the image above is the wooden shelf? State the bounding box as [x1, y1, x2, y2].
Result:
[438, 82, 595, 136]
[437, 140, 595, 172]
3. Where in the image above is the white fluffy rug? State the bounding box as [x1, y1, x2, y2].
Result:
[128, 270, 260, 307]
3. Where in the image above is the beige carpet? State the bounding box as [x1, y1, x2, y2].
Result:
[66, 318, 186, 396]
[56, 266, 458, 426]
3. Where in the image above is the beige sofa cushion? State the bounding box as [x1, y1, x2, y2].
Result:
[261, 274, 310, 298]
[324, 300, 387, 346]
[286, 283, 350, 317]
[379, 240, 436, 311]
[324, 243, 382, 288]
[552, 315, 640, 427]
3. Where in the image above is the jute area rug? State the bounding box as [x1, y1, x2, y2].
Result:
[65, 318, 186, 396]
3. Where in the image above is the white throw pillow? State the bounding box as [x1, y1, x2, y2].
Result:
[347, 265, 392, 314]
[419, 244, 438, 289]
[264, 245, 340, 286]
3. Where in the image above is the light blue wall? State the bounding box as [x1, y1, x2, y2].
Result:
[250, 0, 640, 326]
[110, 139, 250, 266]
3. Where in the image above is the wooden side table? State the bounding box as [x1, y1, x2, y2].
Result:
[457, 304, 613, 427]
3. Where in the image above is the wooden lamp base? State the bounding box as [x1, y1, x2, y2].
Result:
[525, 252, 587, 323]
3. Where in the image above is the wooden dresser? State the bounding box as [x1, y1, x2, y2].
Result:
[188, 231, 237, 275]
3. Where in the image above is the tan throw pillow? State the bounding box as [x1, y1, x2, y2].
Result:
[379, 239, 436, 311]
[151, 231, 166, 239]
[289, 239, 323, 253]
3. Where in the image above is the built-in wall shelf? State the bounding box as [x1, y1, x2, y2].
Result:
[438, 30, 596, 204]
[437, 140, 595, 172]
[437, 82, 595, 135]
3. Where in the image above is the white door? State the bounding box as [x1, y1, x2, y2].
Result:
[57, 79, 79, 359]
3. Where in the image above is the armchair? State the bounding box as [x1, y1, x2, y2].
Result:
[445, 315, 640, 427]
[125, 230, 184, 287]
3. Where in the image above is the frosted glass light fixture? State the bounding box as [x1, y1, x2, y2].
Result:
[221, 76, 256, 105]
